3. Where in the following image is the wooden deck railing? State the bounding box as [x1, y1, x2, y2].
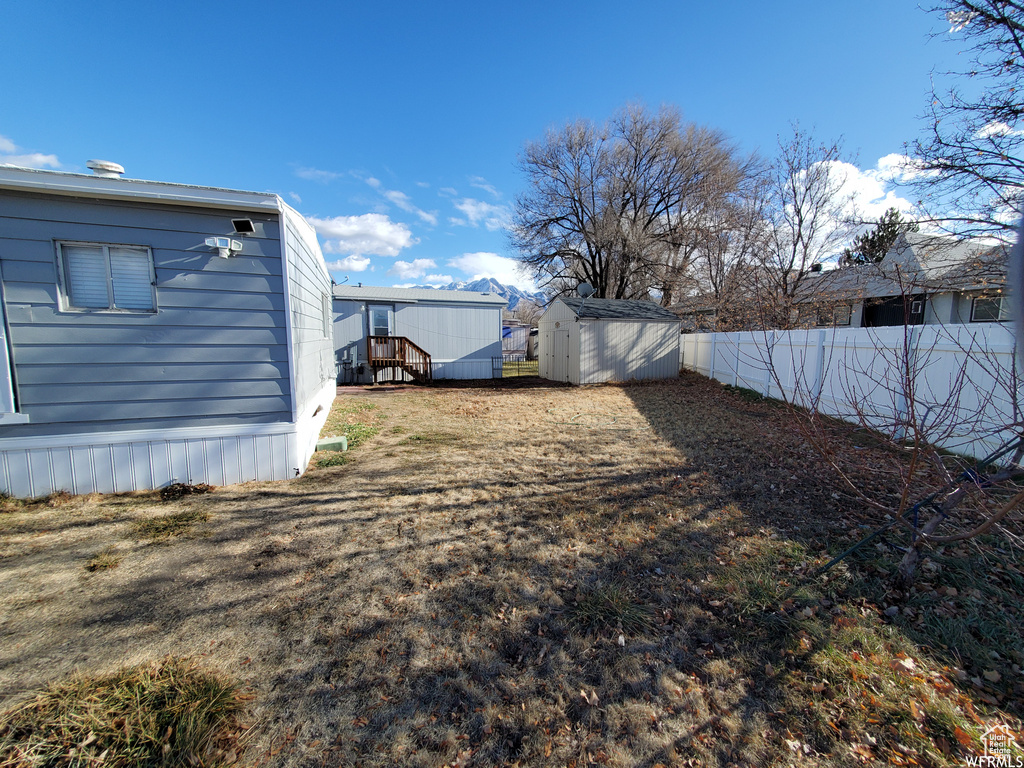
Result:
[366, 336, 433, 383]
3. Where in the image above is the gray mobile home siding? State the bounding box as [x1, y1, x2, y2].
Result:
[281, 207, 335, 416]
[0, 190, 292, 438]
[394, 302, 501, 380]
[332, 295, 502, 381]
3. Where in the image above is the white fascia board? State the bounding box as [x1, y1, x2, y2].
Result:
[0, 420, 296, 451]
[0, 167, 281, 212]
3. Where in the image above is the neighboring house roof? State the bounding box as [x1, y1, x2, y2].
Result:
[333, 284, 507, 306]
[558, 297, 680, 321]
[799, 231, 1006, 302]
[0, 165, 282, 212]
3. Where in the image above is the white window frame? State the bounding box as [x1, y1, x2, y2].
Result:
[368, 304, 393, 337]
[55, 241, 157, 313]
[970, 295, 1008, 323]
[322, 293, 331, 339]
[0, 281, 28, 423]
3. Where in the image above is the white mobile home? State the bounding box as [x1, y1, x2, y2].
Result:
[538, 298, 680, 385]
[0, 165, 336, 498]
[333, 286, 505, 383]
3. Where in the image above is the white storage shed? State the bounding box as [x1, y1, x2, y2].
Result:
[538, 298, 680, 385]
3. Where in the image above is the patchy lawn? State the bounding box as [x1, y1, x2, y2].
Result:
[0, 374, 1021, 767]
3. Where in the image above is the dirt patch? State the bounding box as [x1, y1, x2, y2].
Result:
[0, 376, 1019, 767]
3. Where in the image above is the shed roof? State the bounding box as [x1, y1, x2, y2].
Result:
[333, 284, 506, 306]
[558, 297, 679, 321]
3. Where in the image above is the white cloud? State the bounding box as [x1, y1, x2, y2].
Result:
[0, 135, 61, 169]
[326, 255, 371, 272]
[294, 166, 342, 182]
[447, 252, 535, 290]
[415, 181, 430, 188]
[828, 160, 916, 222]
[390, 258, 437, 279]
[439, 187, 458, 197]
[452, 198, 510, 231]
[468, 176, 500, 198]
[424, 274, 453, 284]
[307, 213, 415, 257]
[366, 176, 381, 189]
[871, 153, 937, 184]
[288, 191, 302, 204]
[383, 189, 438, 225]
[975, 121, 1024, 139]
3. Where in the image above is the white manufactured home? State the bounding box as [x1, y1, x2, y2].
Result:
[0, 165, 336, 497]
[333, 285, 505, 383]
[538, 297, 681, 385]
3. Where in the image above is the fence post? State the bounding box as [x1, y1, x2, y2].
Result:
[814, 329, 826, 411]
[763, 331, 774, 398]
[733, 335, 741, 387]
[710, 333, 718, 381]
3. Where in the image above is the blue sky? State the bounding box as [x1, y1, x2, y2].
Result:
[2, 1, 966, 289]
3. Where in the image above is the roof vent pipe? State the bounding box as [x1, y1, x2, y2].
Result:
[86, 160, 125, 178]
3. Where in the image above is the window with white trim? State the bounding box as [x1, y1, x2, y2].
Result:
[57, 242, 156, 312]
[322, 293, 331, 338]
[970, 295, 1009, 323]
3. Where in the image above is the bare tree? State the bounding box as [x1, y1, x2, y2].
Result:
[511, 104, 749, 301]
[911, 1, 1024, 237]
[753, 127, 855, 328]
[684, 171, 771, 329]
[507, 300, 543, 325]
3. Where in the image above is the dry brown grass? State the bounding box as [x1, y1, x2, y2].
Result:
[0, 374, 1020, 767]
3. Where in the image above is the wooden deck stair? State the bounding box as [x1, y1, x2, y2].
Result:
[366, 335, 433, 384]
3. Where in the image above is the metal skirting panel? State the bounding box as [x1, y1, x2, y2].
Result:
[0, 431, 297, 498]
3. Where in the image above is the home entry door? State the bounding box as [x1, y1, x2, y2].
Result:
[368, 304, 393, 337]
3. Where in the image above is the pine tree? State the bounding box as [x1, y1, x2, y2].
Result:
[841, 207, 919, 265]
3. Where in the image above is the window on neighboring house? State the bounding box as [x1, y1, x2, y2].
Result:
[970, 295, 1009, 323]
[57, 242, 156, 312]
[816, 303, 852, 327]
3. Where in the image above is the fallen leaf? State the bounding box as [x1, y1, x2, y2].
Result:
[909, 699, 925, 723]
[811, 681, 826, 693]
[983, 669, 1001, 683]
[891, 657, 916, 674]
[954, 726, 975, 748]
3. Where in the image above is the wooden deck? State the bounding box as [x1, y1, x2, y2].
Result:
[366, 336, 432, 383]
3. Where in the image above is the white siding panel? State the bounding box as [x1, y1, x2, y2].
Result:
[5, 450, 31, 497]
[239, 436, 257, 481]
[70, 446, 93, 495]
[431, 359, 494, 380]
[0, 421, 319, 497]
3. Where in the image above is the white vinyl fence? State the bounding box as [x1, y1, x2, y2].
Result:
[680, 324, 1021, 460]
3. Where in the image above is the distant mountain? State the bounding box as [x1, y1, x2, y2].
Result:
[412, 277, 546, 311]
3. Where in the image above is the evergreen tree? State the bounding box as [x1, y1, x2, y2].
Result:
[841, 207, 919, 265]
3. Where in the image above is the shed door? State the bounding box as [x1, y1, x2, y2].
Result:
[549, 329, 571, 382]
